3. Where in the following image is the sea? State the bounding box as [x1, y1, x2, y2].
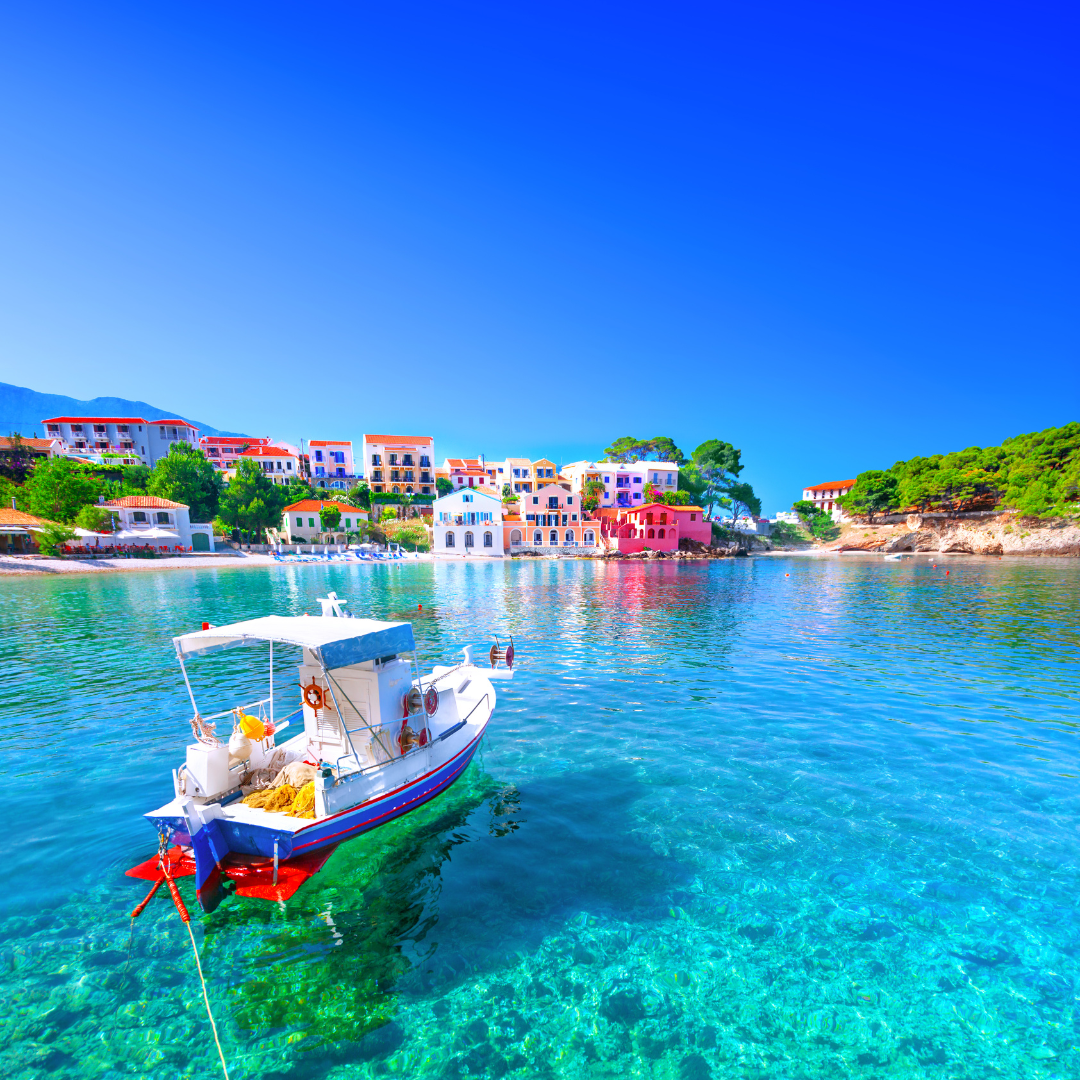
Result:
[1, 554, 1078, 1079]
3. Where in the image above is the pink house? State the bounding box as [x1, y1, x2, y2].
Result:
[598, 503, 712, 553]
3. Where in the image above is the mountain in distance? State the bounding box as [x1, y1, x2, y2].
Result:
[0, 381, 246, 439]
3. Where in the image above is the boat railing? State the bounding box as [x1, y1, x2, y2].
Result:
[333, 692, 491, 784]
[200, 695, 273, 725]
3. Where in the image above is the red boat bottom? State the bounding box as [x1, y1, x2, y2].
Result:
[126, 843, 339, 902]
[221, 845, 339, 902]
[126, 845, 196, 881]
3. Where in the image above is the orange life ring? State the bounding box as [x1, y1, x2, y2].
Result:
[302, 679, 325, 710]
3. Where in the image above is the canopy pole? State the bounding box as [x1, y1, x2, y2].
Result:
[269, 641, 274, 728]
[175, 646, 199, 718]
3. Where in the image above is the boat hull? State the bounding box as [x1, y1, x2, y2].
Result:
[143, 727, 485, 911]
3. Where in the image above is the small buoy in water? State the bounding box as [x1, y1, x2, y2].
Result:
[418, 603, 422, 610]
[785, 573, 790, 577]
[946, 569, 949, 575]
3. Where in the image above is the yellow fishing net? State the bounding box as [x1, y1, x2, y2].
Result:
[241, 780, 316, 818]
[242, 783, 297, 812]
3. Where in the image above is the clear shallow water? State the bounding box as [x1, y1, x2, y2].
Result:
[2, 555, 1079, 1079]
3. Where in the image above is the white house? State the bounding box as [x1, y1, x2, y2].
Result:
[42, 416, 199, 468]
[102, 495, 215, 551]
[281, 499, 369, 543]
[433, 489, 504, 555]
[802, 480, 856, 521]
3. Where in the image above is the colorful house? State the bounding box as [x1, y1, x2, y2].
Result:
[433, 489, 504, 554]
[308, 440, 359, 491]
[199, 436, 272, 472]
[281, 499, 368, 543]
[598, 503, 710, 553]
[443, 458, 500, 493]
[0, 506, 55, 554]
[508, 483, 600, 550]
[363, 434, 435, 496]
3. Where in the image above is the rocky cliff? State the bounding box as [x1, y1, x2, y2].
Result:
[830, 513, 1080, 557]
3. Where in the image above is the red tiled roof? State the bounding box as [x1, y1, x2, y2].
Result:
[201, 436, 266, 446]
[363, 435, 434, 444]
[805, 480, 856, 492]
[153, 419, 198, 428]
[43, 416, 149, 424]
[240, 445, 296, 457]
[0, 437, 60, 450]
[104, 496, 186, 509]
[308, 440, 351, 447]
[0, 508, 52, 526]
[283, 499, 365, 513]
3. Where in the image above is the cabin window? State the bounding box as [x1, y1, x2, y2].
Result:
[445, 532, 455, 547]
[483, 532, 492, 547]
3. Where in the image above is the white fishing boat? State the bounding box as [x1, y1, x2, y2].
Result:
[128, 593, 515, 911]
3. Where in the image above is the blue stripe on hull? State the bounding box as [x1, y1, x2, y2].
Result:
[292, 733, 482, 854]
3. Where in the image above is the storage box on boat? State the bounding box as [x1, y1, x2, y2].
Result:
[186, 742, 230, 797]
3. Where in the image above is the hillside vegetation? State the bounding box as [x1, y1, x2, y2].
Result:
[842, 422, 1080, 520]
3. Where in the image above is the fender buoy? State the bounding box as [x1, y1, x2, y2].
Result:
[302, 680, 325, 710]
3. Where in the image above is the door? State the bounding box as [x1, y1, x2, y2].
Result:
[191, 531, 210, 551]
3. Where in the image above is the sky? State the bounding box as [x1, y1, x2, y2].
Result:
[0, 1, 1076, 514]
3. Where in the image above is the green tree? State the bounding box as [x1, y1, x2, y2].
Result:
[840, 471, 900, 523]
[380, 507, 397, 522]
[23, 456, 103, 522]
[218, 458, 288, 540]
[36, 522, 77, 556]
[690, 439, 743, 517]
[582, 479, 605, 513]
[74, 505, 116, 533]
[347, 482, 371, 509]
[501, 483, 518, 502]
[0, 476, 24, 511]
[147, 443, 222, 522]
[122, 464, 152, 493]
[0, 434, 38, 484]
[647, 437, 687, 464]
[724, 481, 761, 524]
[320, 505, 342, 531]
[436, 477, 454, 497]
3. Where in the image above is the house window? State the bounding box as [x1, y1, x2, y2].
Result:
[533, 530, 542, 544]
[446, 532, 455, 548]
[513, 469, 521, 477]
[549, 530, 558, 544]
[483, 532, 492, 547]
[308, 517, 315, 527]
[345, 518, 351, 528]
[296, 517, 302, 527]
[658, 528, 666, 538]
[546, 469, 553, 478]
[333, 451, 345, 464]
[156, 512, 170, 524]
[667, 474, 673, 483]
[315, 450, 324, 462]
[133, 511, 148, 523]
[315, 467, 325, 477]
[648, 529, 655, 538]
[371, 454, 381, 465]
[287, 461, 293, 470]
[532, 496, 539, 504]
[464, 531, 474, 547]
[690, 513, 696, 520]
[633, 477, 641, 484]
[566, 497, 572, 504]
[584, 530, 595, 544]
[565, 529, 574, 543]
[572, 514, 578, 521]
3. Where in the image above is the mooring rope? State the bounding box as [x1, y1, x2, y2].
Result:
[159, 860, 231, 1080]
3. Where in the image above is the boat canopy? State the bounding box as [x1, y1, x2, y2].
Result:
[174, 615, 416, 669]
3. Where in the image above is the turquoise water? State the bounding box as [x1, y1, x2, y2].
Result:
[2, 556, 1079, 1079]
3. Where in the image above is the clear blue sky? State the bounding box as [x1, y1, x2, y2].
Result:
[0, 2, 1075, 513]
